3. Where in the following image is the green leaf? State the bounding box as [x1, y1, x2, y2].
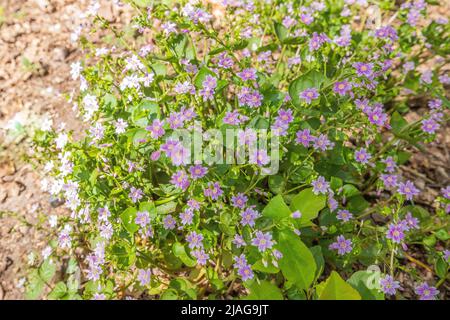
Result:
[172, 242, 196, 267]
[120, 207, 139, 234]
[262, 195, 291, 220]
[67, 275, 79, 293]
[156, 201, 177, 215]
[48, 282, 67, 300]
[309, 246, 325, 280]
[318, 271, 361, 300]
[290, 188, 326, 224]
[274, 22, 288, 42]
[39, 259, 56, 282]
[268, 175, 285, 194]
[277, 229, 316, 290]
[252, 260, 279, 274]
[246, 280, 284, 300]
[25, 270, 45, 300]
[160, 289, 178, 300]
[66, 257, 78, 274]
[194, 67, 215, 89]
[347, 270, 384, 300]
[435, 257, 448, 279]
[289, 70, 325, 108]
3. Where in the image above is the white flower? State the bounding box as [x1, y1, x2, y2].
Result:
[95, 47, 109, 57]
[70, 62, 82, 80]
[82, 94, 99, 121]
[41, 117, 53, 131]
[55, 132, 68, 149]
[41, 246, 52, 259]
[114, 118, 128, 134]
[120, 74, 141, 91]
[49, 215, 58, 228]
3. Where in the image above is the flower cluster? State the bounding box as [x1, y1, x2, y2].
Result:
[29, 0, 449, 300]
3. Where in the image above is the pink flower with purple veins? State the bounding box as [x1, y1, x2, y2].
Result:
[312, 176, 330, 195]
[237, 68, 257, 81]
[163, 214, 176, 230]
[174, 81, 196, 95]
[401, 212, 419, 231]
[292, 210, 302, 219]
[150, 150, 161, 161]
[301, 13, 314, 25]
[329, 235, 353, 255]
[204, 182, 223, 200]
[444, 249, 450, 262]
[58, 229, 72, 249]
[420, 70, 433, 84]
[199, 87, 214, 101]
[171, 170, 190, 191]
[381, 174, 398, 188]
[386, 223, 405, 243]
[169, 144, 190, 166]
[232, 234, 246, 248]
[135, 211, 150, 228]
[397, 180, 419, 200]
[441, 186, 450, 199]
[383, 156, 397, 173]
[137, 268, 151, 286]
[238, 128, 257, 145]
[167, 112, 185, 130]
[337, 209, 353, 222]
[231, 193, 248, 209]
[296, 129, 314, 147]
[333, 80, 352, 96]
[313, 134, 334, 151]
[186, 231, 203, 249]
[223, 109, 248, 125]
[421, 118, 439, 134]
[189, 164, 208, 179]
[246, 90, 263, 108]
[271, 120, 289, 137]
[237, 263, 254, 281]
[374, 25, 398, 41]
[415, 283, 439, 300]
[180, 107, 197, 121]
[439, 74, 450, 85]
[146, 119, 165, 139]
[233, 254, 248, 269]
[328, 196, 338, 211]
[161, 139, 180, 157]
[282, 16, 297, 28]
[355, 148, 372, 164]
[240, 207, 260, 227]
[277, 108, 293, 124]
[250, 149, 270, 166]
[251, 231, 274, 252]
[257, 51, 272, 63]
[179, 208, 194, 225]
[191, 249, 209, 266]
[309, 32, 328, 51]
[202, 75, 217, 90]
[187, 199, 201, 210]
[428, 99, 442, 110]
[353, 62, 373, 77]
[300, 88, 319, 104]
[379, 275, 401, 296]
[129, 187, 144, 203]
[355, 98, 370, 111]
[403, 61, 415, 73]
